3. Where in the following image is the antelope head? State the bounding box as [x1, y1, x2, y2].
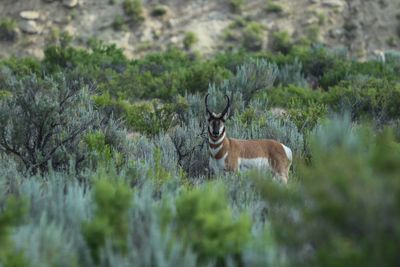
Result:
[205, 94, 230, 139]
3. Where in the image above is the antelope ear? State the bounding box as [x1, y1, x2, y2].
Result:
[204, 93, 213, 118]
[222, 108, 230, 120]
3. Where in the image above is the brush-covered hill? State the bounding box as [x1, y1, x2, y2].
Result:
[1, 0, 400, 59]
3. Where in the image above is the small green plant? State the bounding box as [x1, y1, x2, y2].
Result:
[343, 20, 357, 40]
[183, 31, 198, 50]
[122, 0, 144, 24]
[0, 197, 29, 267]
[48, 28, 72, 47]
[265, 1, 284, 14]
[223, 28, 237, 41]
[271, 30, 293, 54]
[318, 12, 326, 25]
[242, 22, 264, 51]
[175, 184, 251, 264]
[230, 0, 245, 13]
[84, 131, 119, 169]
[0, 17, 17, 42]
[136, 40, 152, 51]
[59, 31, 73, 47]
[232, 16, 248, 28]
[223, 17, 248, 42]
[151, 4, 168, 17]
[386, 36, 396, 47]
[147, 147, 172, 187]
[112, 15, 126, 31]
[49, 27, 60, 44]
[288, 100, 327, 131]
[307, 24, 321, 43]
[82, 179, 132, 263]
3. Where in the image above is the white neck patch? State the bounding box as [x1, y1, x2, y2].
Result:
[208, 132, 226, 145]
[209, 143, 223, 157]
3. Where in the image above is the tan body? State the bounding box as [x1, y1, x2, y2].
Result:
[209, 135, 292, 183]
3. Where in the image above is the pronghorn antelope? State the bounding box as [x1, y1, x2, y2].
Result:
[206, 94, 292, 183]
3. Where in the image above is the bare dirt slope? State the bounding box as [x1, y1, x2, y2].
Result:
[0, 0, 399, 59]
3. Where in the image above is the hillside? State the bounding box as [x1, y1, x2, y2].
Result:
[1, 0, 400, 59]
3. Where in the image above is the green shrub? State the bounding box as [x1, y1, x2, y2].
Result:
[265, 1, 284, 14]
[47, 28, 73, 48]
[307, 24, 321, 43]
[59, 31, 73, 48]
[94, 93, 185, 135]
[0, 197, 29, 267]
[122, 0, 144, 24]
[175, 184, 251, 264]
[287, 100, 327, 131]
[84, 131, 124, 169]
[183, 31, 198, 50]
[242, 22, 264, 51]
[85, 132, 112, 160]
[386, 37, 396, 47]
[0, 17, 17, 42]
[181, 62, 232, 94]
[343, 20, 357, 40]
[271, 30, 293, 54]
[212, 51, 250, 72]
[147, 147, 172, 187]
[291, 45, 349, 89]
[112, 15, 126, 31]
[0, 57, 41, 76]
[151, 4, 168, 17]
[267, 85, 323, 108]
[0, 90, 11, 100]
[43, 41, 128, 76]
[261, 85, 327, 131]
[101, 48, 233, 100]
[317, 12, 326, 25]
[124, 101, 178, 135]
[325, 78, 400, 121]
[275, 58, 308, 87]
[83, 178, 132, 263]
[230, 0, 245, 13]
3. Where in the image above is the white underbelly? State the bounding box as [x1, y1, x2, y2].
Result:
[209, 153, 228, 174]
[238, 157, 270, 171]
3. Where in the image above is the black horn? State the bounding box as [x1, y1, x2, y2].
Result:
[221, 94, 230, 118]
[205, 93, 213, 117]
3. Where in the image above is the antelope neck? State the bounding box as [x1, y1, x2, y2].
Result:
[208, 129, 226, 148]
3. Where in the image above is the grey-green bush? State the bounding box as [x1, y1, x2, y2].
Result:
[0, 71, 124, 174]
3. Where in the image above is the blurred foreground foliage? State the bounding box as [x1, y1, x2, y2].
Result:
[257, 119, 400, 267]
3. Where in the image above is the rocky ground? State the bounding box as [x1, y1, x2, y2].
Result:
[0, 0, 399, 59]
